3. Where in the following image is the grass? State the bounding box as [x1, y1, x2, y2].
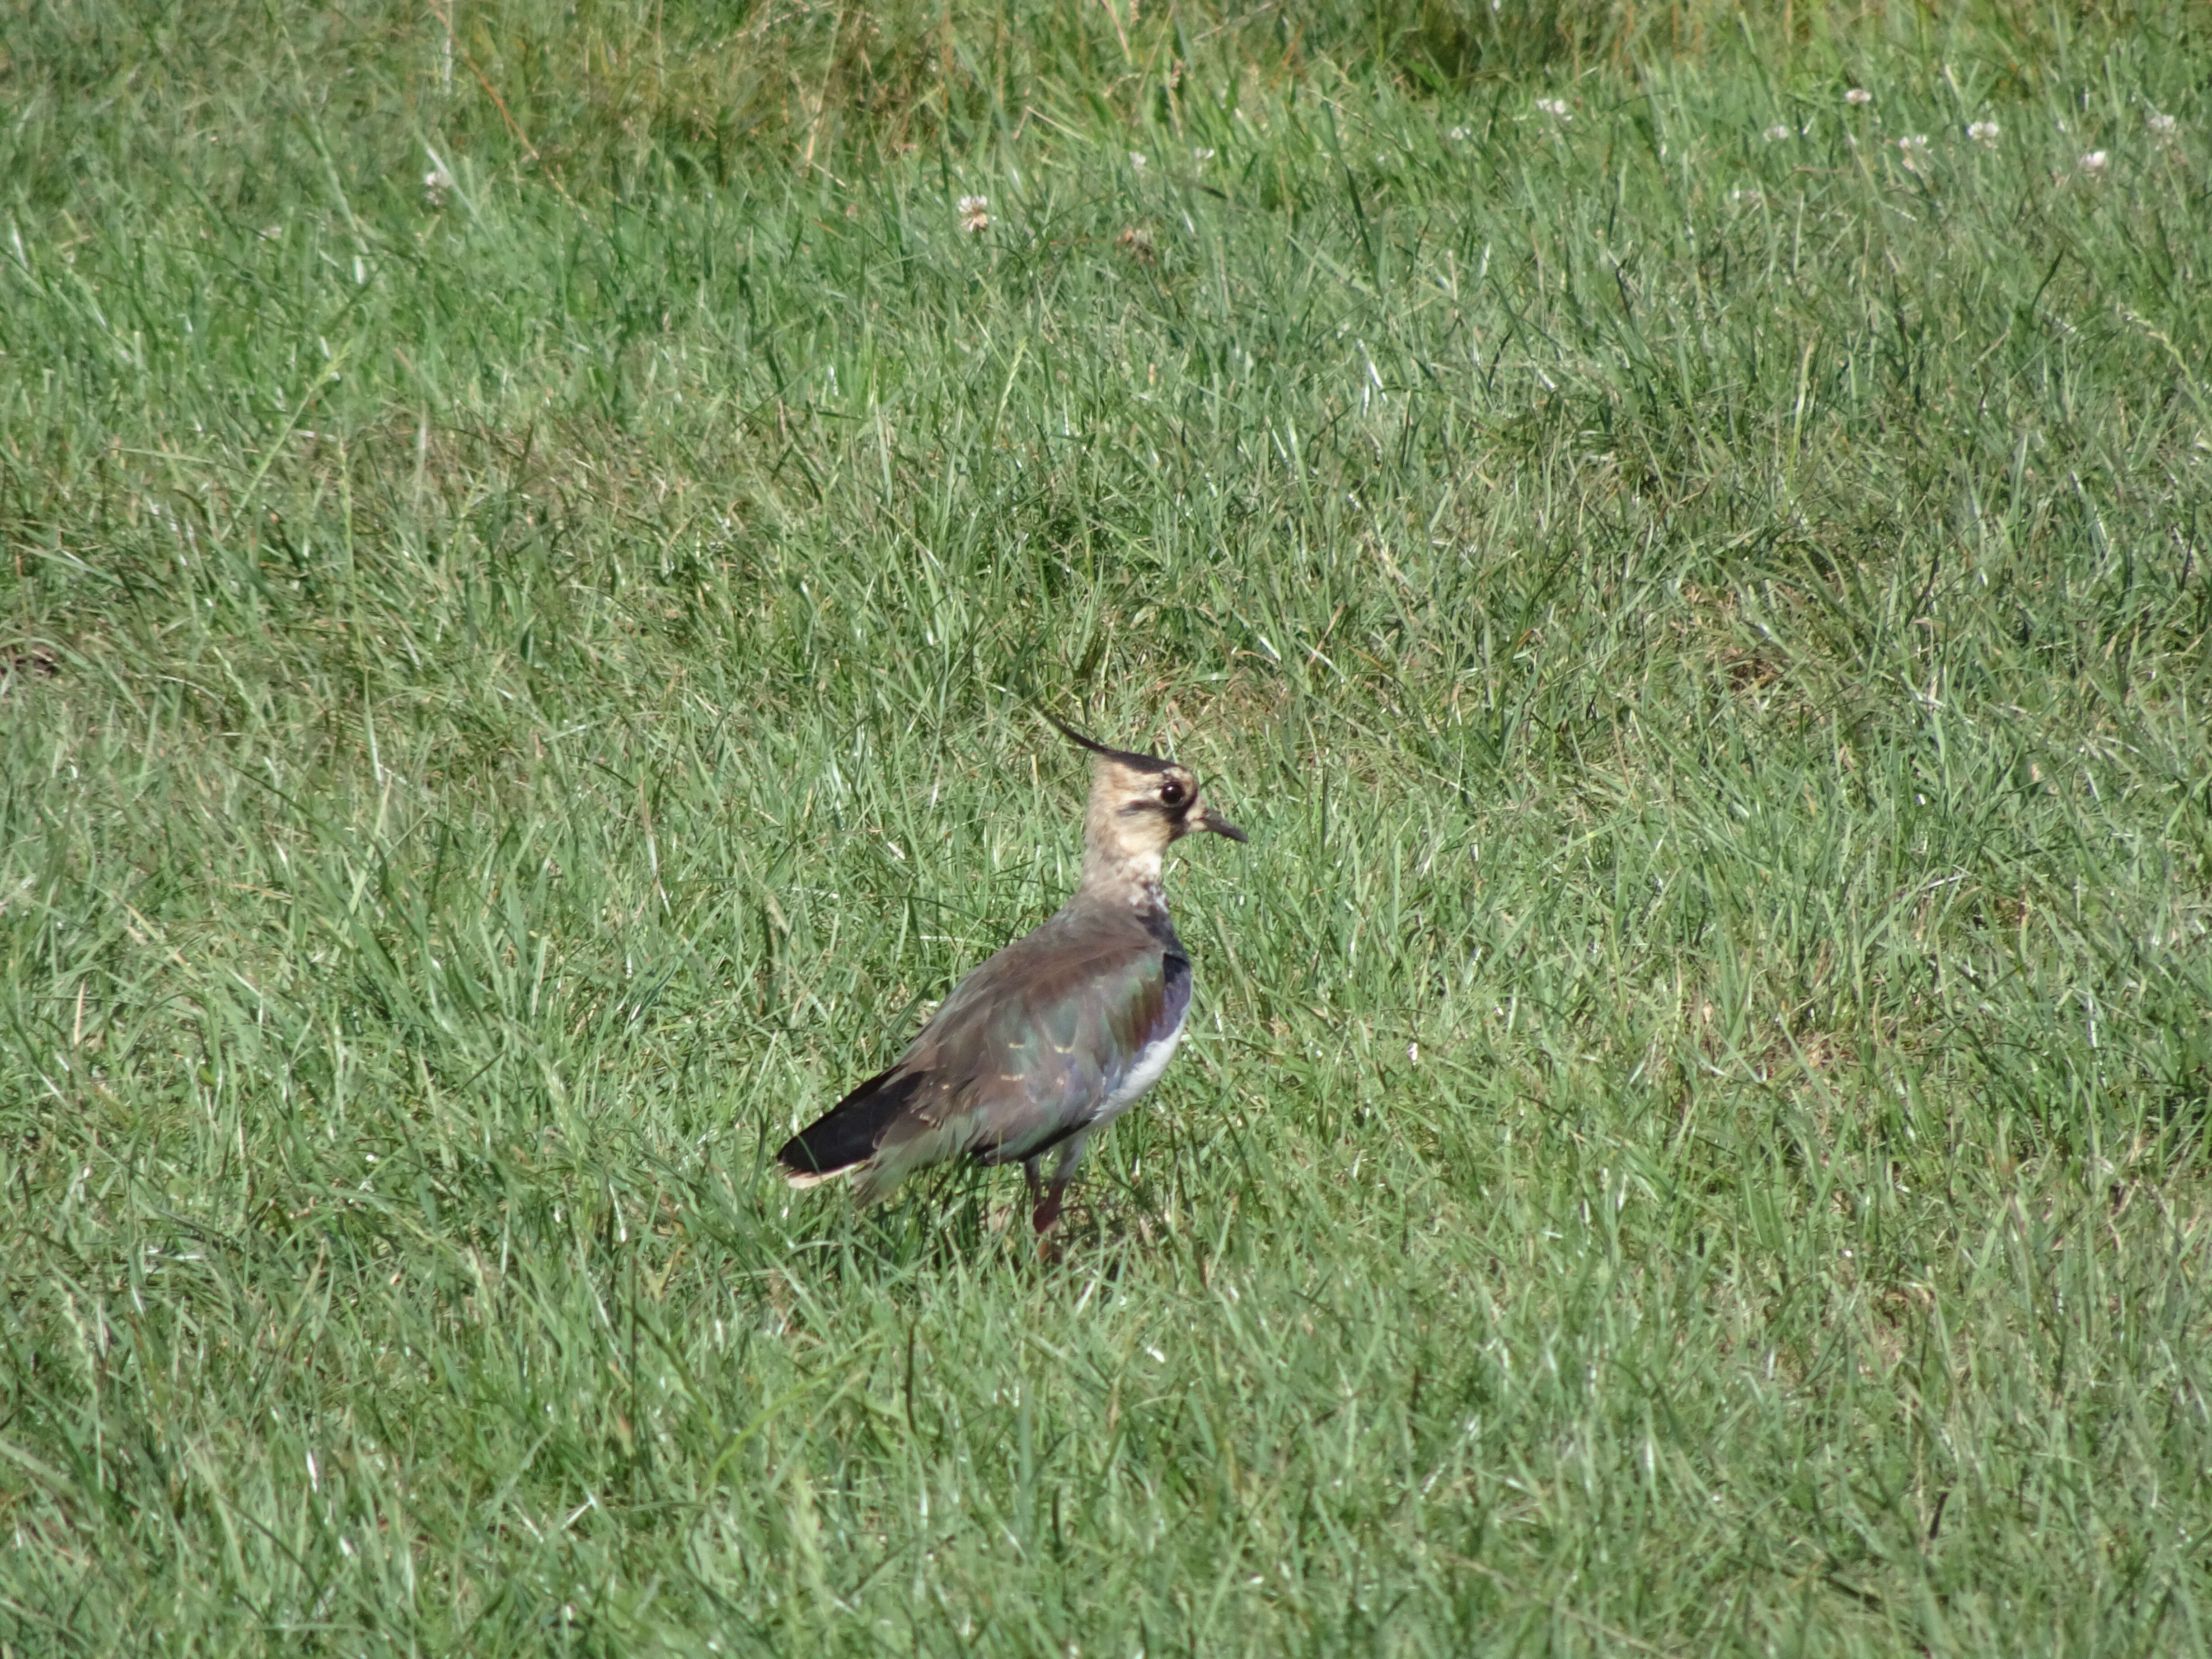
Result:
[3, 0, 2210, 1651]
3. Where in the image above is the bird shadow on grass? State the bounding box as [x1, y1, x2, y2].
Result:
[872, 1162, 1231, 1280]
[686, 1157, 1194, 1298]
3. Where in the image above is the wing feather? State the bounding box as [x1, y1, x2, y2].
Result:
[781, 900, 1190, 1202]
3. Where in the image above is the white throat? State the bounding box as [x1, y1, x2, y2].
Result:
[1081, 843, 1164, 898]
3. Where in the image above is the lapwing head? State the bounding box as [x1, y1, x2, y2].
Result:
[1050, 716, 1245, 894]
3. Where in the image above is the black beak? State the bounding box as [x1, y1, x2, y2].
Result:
[1198, 806, 1247, 843]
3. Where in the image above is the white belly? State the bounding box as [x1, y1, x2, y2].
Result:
[1094, 1011, 1186, 1128]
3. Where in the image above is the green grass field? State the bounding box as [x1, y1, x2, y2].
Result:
[4, 0, 2210, 1651]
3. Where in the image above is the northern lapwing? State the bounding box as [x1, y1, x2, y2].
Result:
[777, 719, 1245, 1233]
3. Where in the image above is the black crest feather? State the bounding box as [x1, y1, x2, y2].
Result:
[1045, 712, 1174, 774]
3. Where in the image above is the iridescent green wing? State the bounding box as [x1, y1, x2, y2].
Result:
[881, 907, 1187, 1168]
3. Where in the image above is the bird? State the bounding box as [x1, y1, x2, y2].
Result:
[777, 717, 1245, 1234]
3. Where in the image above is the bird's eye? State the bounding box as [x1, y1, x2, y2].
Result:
[1159, 780, 1188, 809]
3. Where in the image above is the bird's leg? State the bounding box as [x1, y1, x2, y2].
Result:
[1022, 1158, 1043, 1224]
[1031, 1178, 1067, 1235]
[1032, 1133, 1090, 1236]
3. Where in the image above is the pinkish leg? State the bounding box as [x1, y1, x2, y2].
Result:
[1031, 1132, 1090, 1236]
[1031, 1177, 1068, 1235]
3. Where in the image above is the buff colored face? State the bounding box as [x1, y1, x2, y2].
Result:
[1087, 756, 1246, 864]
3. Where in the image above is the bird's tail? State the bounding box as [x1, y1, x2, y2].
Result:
[777, 1068, 922, 1188]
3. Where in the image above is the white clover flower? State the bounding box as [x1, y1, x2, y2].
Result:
[2079, 150, 2108, 173]
[957, 195, 989, 234]
[1193, 147, 1216, 161]
[1128, 151, 1147, 169]
[1535, 98, 1571, 121]
[1845, 88, 1873, 106]
[1765, 124, 1792, 141]
[2147, 111, 2177, 136]
[1968, 120, 2000, 144]
[1447, 127, 1470, 141]
[422, 164, 453, 206]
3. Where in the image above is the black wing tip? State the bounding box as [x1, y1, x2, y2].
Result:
[775, 1133, 856, 1178]
[778, 1067, 919, 1178]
